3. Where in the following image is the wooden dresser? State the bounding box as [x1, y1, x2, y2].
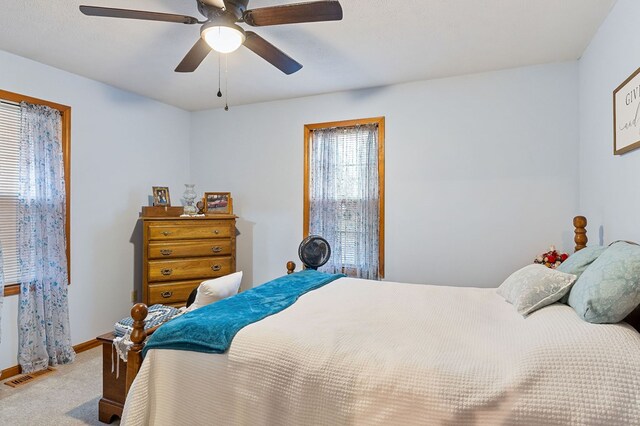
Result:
[141, 215, 237, 306]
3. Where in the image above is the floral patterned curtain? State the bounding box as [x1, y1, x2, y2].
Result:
[18, 102, 74, 373]
[309, 124, 380, 279]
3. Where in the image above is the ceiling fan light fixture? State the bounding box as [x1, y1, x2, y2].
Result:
[201, 22, 246, 53]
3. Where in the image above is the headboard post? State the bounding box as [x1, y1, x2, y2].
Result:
[126, 303, 148, 396]
[573, 216, 588, 252]
[286, 261, 296, 274]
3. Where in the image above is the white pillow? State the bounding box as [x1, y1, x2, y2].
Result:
[497, 264, 576, 316]
[188, 271, 243, 311]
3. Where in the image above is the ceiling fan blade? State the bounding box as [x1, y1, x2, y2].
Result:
[175, 38, 212, 72]
[79, 5, 200, 25]
[243, 1, 342, 27]
[244, 31, 302, 75]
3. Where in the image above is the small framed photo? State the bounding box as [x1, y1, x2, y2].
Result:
[152, 186, 171, 206]
[204, 192, 232, 214]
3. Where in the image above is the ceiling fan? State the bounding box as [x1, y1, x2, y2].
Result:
[79, 0, 343, 75]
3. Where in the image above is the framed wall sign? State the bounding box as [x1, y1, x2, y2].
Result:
[613, 66, 640, 155]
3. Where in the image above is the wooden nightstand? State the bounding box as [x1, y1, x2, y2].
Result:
[97, 332, 127, 424]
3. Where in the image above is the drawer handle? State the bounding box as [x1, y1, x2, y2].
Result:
[161, 291, 173, 299]
[211, 264, 222, 272]
[161, 231, 173, 236]
[160, 249, 173, 256]
[212, 229, 220, 235]
[211, 246, 222, 253]
[161, 268, 173, 276]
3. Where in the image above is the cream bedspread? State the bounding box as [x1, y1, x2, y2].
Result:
[122, 278, 640, 425]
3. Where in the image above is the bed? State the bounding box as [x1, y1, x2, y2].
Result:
[120, 217, 640, 425]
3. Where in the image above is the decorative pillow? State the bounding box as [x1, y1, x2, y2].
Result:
[568, 242, 640, 323]
[114, 304, 180, 337]
[188, 271, 243, 311]
[497, 264, 577, 316]
[556, 245, 607, 278]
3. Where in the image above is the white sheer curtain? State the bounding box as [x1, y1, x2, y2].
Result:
[309, 124, 380, 279]
[17, 102, 74, 373]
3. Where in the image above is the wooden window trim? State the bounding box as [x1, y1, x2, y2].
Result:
[0, 89, 71, 297]
[303, 116, 385, 278]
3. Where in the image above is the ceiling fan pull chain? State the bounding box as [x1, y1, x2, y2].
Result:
[217, 52, 222, 98]
[224, 53, 230, 111]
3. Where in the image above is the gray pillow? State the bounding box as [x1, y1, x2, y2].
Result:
[568, 241, 640, 323]
[557, 245, 607, 304]
[556, 245, 607, 278]
[497, 264, 577, 316]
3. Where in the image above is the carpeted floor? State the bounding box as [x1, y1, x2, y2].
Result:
[0, 347, 119, 425]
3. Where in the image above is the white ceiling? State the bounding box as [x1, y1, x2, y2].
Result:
[0, 0, 616, 111]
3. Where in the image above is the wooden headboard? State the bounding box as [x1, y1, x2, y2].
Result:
[573, 216, 588, 252]
[573, 216, 640, 332]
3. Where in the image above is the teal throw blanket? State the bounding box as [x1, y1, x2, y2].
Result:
[143, 269, 344, 357]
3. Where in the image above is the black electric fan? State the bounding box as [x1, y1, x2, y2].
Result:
[298, 235, 331, 270]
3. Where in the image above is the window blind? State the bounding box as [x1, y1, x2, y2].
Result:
[0, 100, 21, 285]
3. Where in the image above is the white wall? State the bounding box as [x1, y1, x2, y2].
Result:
[190, 62, 580, 289]
[0, 51, 191, 370]
[578, 0, 640, 244]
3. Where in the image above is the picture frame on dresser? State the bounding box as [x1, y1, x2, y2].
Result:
[204, 192, 232, 214]
[152, 186, 171, 206]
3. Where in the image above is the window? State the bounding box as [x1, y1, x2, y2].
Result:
[0, 89, 71, 296]
[304, 117, 385, 279]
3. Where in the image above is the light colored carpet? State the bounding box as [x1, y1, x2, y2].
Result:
[0, 347, 120, 425]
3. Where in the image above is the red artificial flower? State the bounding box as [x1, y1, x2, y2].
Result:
[534, 247, 569, 269]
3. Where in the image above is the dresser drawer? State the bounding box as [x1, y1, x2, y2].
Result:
[148, 280, 201, 305]
[148, 221, 233, 241]
[148, 256, 233, 282]
[148, 240, 232, 259]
